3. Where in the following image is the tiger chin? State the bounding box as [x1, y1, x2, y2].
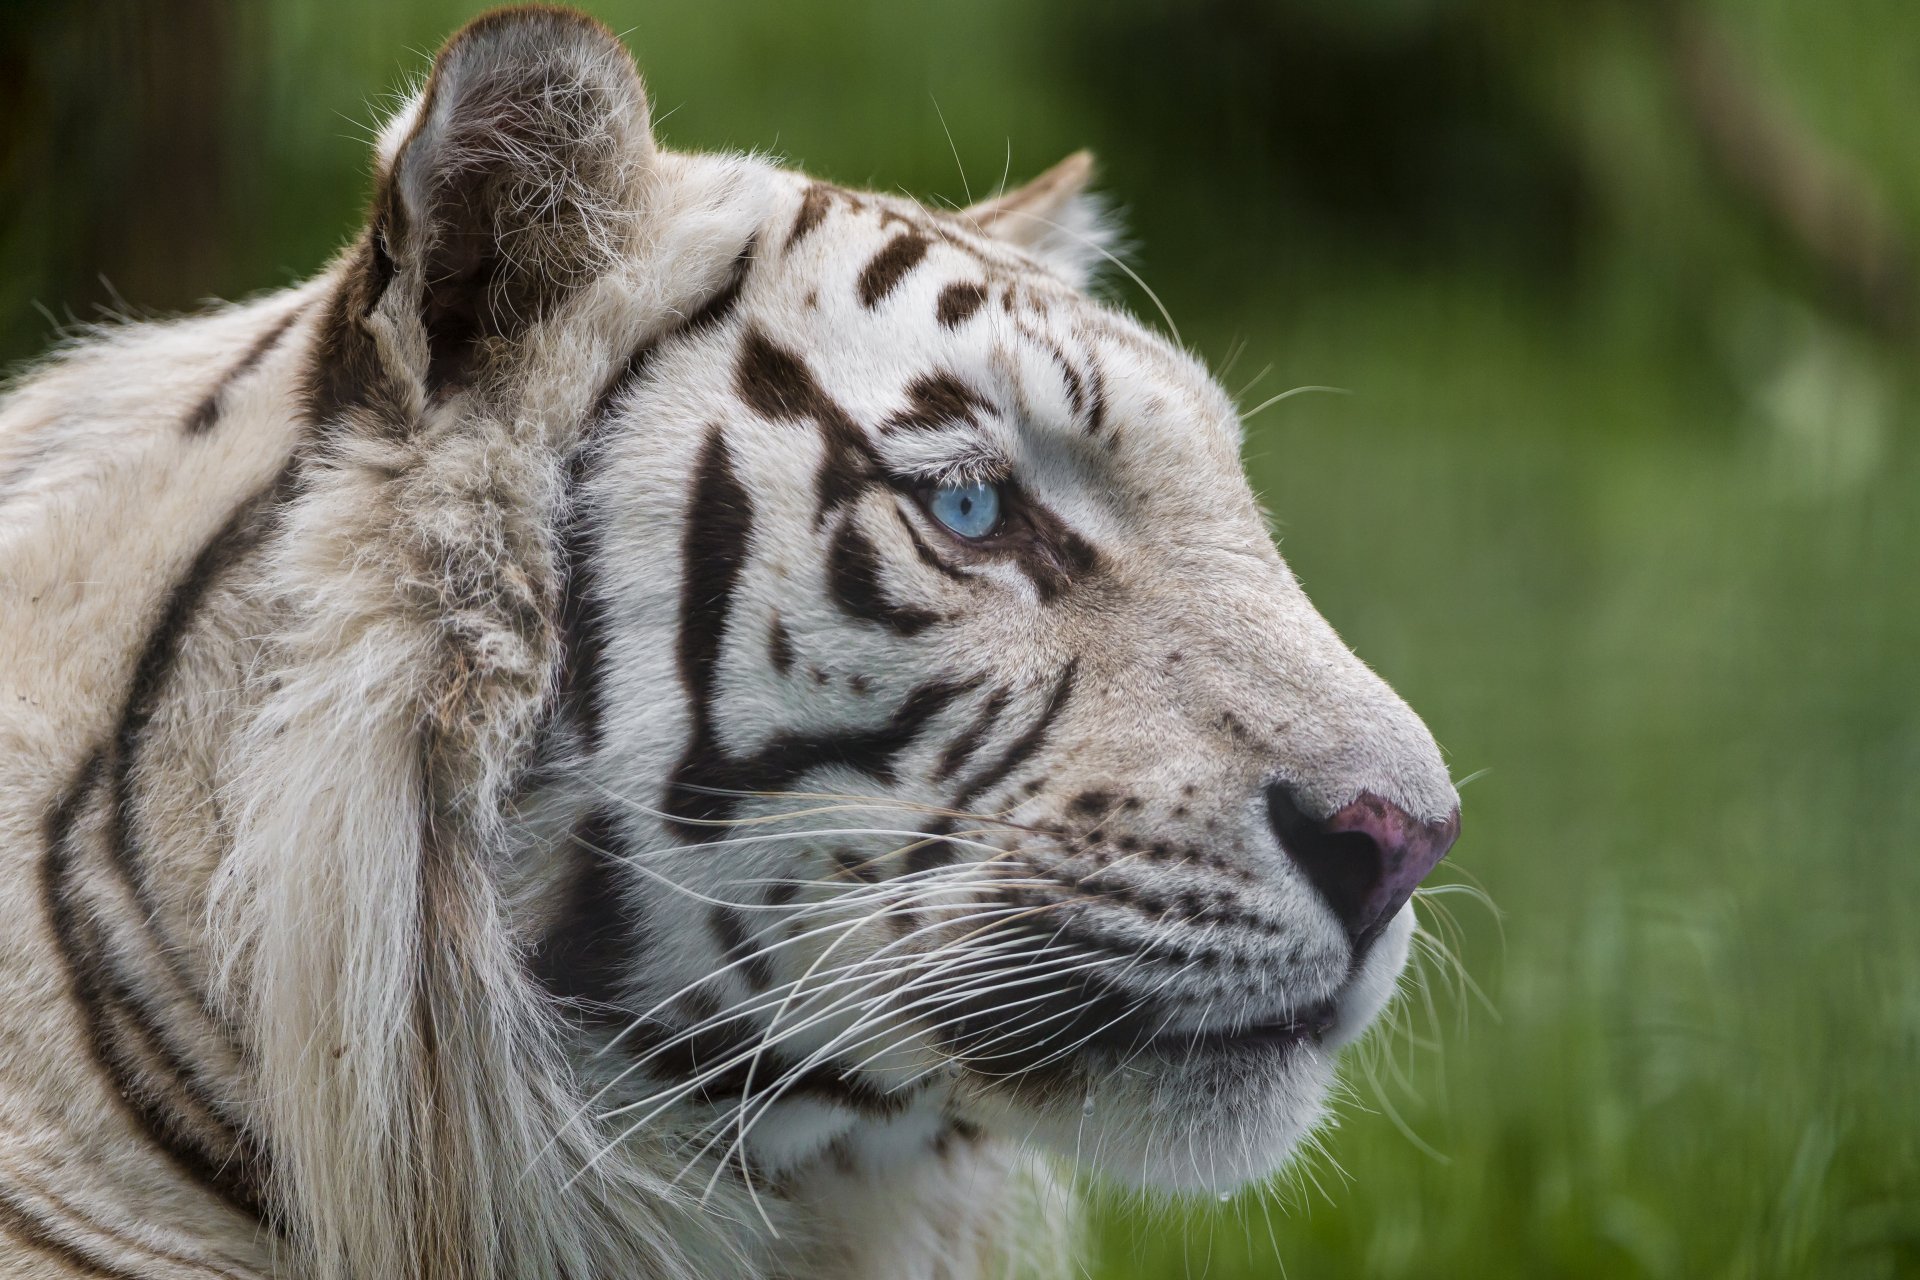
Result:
[0, 7, 1459, 1279]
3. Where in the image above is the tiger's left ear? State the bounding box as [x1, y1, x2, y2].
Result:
[961, 150, 1116, 290]
[370, 6, 654, 395]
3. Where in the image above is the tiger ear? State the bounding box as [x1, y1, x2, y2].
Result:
[960, 150, 1115, 289]
[371, 6, 654, 394]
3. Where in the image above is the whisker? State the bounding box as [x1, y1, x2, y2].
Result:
[1239, 384, 1352, 422]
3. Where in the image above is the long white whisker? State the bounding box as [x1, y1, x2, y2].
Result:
[1239, 384, 1351, 422]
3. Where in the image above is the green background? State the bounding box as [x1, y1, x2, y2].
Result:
[3, 1, 1915, 1276]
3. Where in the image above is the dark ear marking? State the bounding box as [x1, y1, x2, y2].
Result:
[303, 238, 412, 431]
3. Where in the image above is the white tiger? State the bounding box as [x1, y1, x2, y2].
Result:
[0, 8, 1460, 1279]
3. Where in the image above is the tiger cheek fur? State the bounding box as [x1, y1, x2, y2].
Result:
[0, 8, 1457, 1280]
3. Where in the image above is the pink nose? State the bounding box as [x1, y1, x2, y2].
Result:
[1266, 784, 1460, 956]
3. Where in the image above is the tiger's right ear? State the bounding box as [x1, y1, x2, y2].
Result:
[364, 6, 653, 396]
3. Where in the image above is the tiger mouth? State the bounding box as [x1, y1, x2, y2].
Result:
[936, 975, 1343, 1075]
[1144, 1001, 1339, 1055]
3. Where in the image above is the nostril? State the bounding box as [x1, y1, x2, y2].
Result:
[1265, 782, 1459, 957]
[1265, 784, 1381, 940]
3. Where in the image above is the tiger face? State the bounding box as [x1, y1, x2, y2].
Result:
[438, 39, 1465, 1196]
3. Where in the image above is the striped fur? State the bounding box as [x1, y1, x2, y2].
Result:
[0, 8, 1458, 1279]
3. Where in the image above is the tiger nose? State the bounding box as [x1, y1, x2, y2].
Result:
[1265, 783, 1460, 956]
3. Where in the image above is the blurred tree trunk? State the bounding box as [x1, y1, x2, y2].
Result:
[0, 0, 254, 359]
[1655, 3, 1915, 342]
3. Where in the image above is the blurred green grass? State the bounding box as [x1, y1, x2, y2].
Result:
[4, 1, 1916, 1276]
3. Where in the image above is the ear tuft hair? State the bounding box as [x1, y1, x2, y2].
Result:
[961, 150, 1119, 290]
[374, 5, 654, 393]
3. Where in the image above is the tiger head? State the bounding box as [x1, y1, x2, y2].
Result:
[340, 8, 1460, 1201]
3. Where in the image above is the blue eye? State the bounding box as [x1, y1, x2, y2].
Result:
[926, 481, 1002, 539]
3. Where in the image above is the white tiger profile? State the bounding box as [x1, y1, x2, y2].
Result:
[0, 8, 1460, 1278]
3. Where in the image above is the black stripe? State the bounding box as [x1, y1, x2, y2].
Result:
[831, 845, 881, 884]
[880, 371, 992, 434]
[903, 664, 1075, 875]
[952, 660, 1078, 815]
[1006, 492, 1102, 604]
[41, 481, 286, 1223]
[767, 615, 795, 676]
[108, 486, 271, 932]
[302, 229, 413, 434]
[102, 479, 278, 1038]
[933, 688, 1010, 783]
[43, 756, 269, 1222]
[674, 424, 755, 739]
[555, 242, 760, 760]
[858, 232, 932, 308]
[0, 1185, 126, 1279]
[1047, 343, 1087, 419]
[185, 306, 304, 435]
[910, 665, 1072, 877]
[0, 1176, 254, 1280]
[529, 810, 639, 1019]
[61, 882, 269, 1215]
[1084, 350, 1109, 435]
[734, 327, 877, 523]
[679, 239, 756, 336]
[662, 426, 757, 835]
[902, 832, 960, 878]
[113, 495, 264, 754]
[667, 678, 977, 839]
[586, 343, 658, 427]
[555, 444, 609, 753]
[710, 904, 776, 991]
[826, 518, 941, 637]
[896, 506, 969, 583]
[623, 1013, 914, 1117]
[741, 679, 976, 792]
[787, 184, 834, 252]
[935, 280, 988, 328]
